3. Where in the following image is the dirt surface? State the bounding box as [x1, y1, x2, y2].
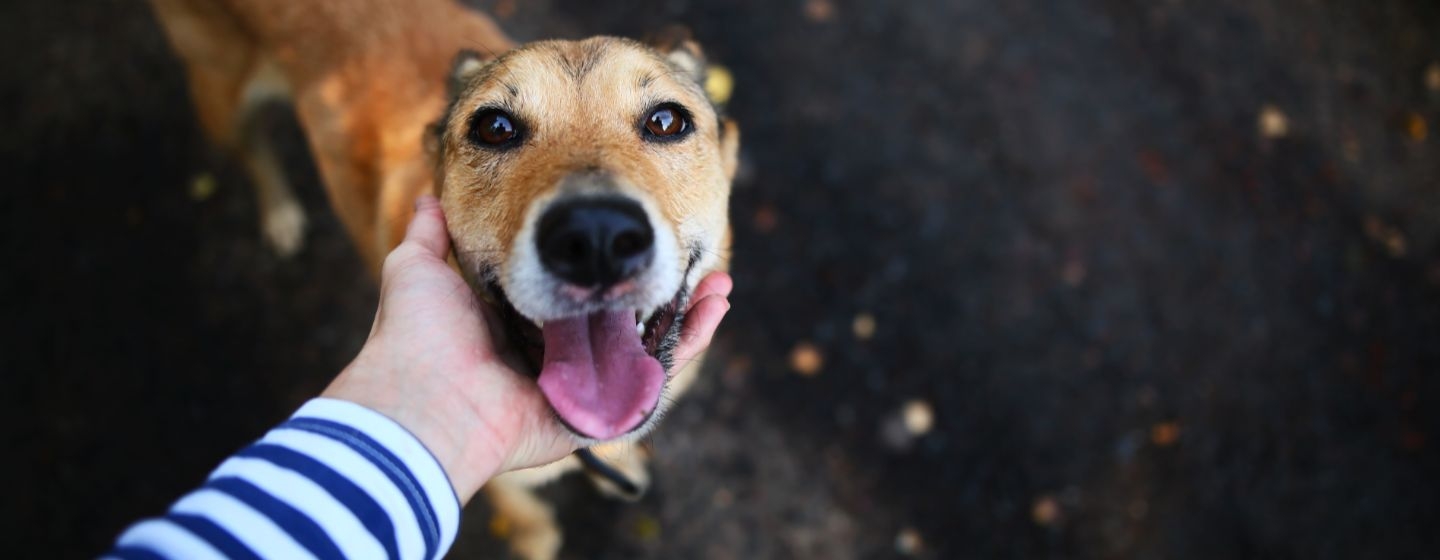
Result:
[5, 0, 1440, 558]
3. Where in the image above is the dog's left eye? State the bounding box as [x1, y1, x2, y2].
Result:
[643, 103, 691, 141]
[468, 109, 522, 148]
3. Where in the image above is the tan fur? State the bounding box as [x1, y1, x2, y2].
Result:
[150, 2, 736, 558]
[150, 0, 512, 265]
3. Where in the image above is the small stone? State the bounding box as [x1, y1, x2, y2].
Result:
[1137, 385, 1158, 408]
[189, 173, 217, 201]
[894, 527, 923, 555]
[1150, 421, 1181, 447]
[493, 0, 516, 18]
[1406, 112, 1428, 142]
[804, 0, 835, 22]
[1258, 104, 1288, 138]
[851, 313, 877, 340]
[1061, 255, 1086, 286]
[712, 488, 734, 508]
[752, 204, 778, 233]
[1341, 135, 1362, 163]
[902, 399, 934, 435]
[1128, 498, 1149, 520]
[722, 355, 752, 390]
[1031, 495, 1062, 526]
[789, 342, 824, 376]
[1363, 215, 1409, 258]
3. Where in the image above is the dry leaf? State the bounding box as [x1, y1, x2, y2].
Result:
[789, 342, 824, 376]
[1031, 495, 1061, 526]
[1150, 421, 1181, 446]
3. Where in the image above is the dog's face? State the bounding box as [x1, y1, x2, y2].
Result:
[435, 37, 738, 443]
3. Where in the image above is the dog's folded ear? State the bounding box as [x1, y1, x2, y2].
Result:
[651, 26, 708, 84]
[650, 25, 734, 109]
[448, 49, 491, 98]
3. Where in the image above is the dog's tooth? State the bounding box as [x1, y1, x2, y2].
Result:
[636, 321, 646, 336]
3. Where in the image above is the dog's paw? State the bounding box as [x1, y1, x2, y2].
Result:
[508, 521, 561, 560]
[261, 200, 307, 257]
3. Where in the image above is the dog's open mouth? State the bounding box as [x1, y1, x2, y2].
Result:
[486, 282, 688, 441]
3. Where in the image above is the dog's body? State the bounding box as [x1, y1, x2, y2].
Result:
[149, 1, 737, 558]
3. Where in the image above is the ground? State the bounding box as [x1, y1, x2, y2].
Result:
[4, 0, 1439, 558]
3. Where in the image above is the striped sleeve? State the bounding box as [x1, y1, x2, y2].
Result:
[106, 398, 462, 560]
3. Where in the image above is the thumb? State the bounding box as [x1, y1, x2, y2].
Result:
[402, 195, 451, 259]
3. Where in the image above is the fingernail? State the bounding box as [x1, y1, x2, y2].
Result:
[723, 298, 731, 311]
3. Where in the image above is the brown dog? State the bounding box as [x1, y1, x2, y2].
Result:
[148, 1, 738, 558]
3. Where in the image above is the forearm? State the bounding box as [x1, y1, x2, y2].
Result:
[105, 399, 461, 560]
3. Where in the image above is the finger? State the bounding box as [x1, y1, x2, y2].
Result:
[688, 271, 733, 310]
[674, 294, 730, 365]
[402, 195, 451, 259]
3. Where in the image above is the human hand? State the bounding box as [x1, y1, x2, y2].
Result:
[322, 195, 732, 501]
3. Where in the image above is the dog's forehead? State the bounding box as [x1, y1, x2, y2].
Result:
[467, 39, 708, 116]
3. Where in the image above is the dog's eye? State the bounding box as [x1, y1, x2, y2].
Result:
[643, 104, 691, 141]
[469, 109, 521, 147]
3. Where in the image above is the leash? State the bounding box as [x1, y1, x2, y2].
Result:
[574, 448, 640, 496]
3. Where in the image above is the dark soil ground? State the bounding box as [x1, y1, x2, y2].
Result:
[5, 0, 1440, 558]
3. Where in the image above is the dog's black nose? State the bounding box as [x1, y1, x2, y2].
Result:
[537, 198, 654, 287]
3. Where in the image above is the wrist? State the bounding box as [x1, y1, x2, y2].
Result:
[323, 354, 512, 502]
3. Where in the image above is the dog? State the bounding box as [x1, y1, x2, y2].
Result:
[147, 1, 739, 558]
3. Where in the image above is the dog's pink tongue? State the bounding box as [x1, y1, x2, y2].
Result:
[538, 309, 664, 440]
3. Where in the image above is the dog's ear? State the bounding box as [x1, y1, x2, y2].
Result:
[651, 26, 735, 110]
[720, 118, 741, 181]
[652, 26, 708, 86]
[448, 49, 490, 98]
[431, 50, 493, 168]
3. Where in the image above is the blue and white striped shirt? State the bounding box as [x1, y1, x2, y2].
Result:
[106, 398, 462, 560]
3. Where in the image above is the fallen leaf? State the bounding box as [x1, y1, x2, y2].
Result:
[705, 65, 735, 105]
[1031, 495, 1061, 526]
[1406, 112, 1428, 142]
[804, 0, 835, 22]
[789, 342, 824, 376]
[189, 173, 217, 201]
[752, 204, 778, 233]
[632, 514, 661, 542]
[1150, 421, 1181, 447]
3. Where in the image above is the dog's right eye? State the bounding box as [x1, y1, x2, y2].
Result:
[468, 109, 521, 148]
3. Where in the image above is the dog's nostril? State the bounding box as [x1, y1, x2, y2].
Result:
[612, 230, 648, 258]
[560, 234, 590, 262]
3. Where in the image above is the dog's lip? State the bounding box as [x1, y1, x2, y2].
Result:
[484, 281, 684, 378]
